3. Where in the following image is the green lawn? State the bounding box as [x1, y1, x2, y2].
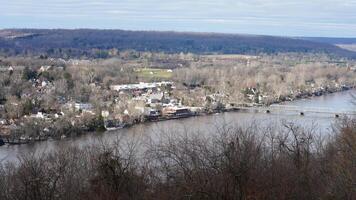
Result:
[135, 68, 173, 79]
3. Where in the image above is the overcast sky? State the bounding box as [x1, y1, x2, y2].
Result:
[1, 0, 356, 37]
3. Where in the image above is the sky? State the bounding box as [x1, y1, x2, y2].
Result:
[1, 0, 356, 37]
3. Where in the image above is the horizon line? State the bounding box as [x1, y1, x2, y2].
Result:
[1, 27, 355, 39]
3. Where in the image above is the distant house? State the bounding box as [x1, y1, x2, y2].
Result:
[30, 112, 46, 119]
[144, 108, 161, 120]
[41, 81, 48, 87]
[75, 103, 93, 111]
[28, 112, 53, 121]
[147, 92, 164, 106]
[162, 98, 181, 107]
[0, 125, 11, 137]
[63, 102, 93, 112]
[54, 112, 64, 118]
[0, 119, 7, 125]
[101, 110, 110, 118]
[39, 65, 52, 72]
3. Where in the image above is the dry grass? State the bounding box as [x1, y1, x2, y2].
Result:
[135, 68, 173, 79]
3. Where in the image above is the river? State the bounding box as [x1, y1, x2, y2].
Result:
[1, 90, 355, 163]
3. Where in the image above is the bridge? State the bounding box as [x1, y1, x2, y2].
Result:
[234, 105, 356, 117]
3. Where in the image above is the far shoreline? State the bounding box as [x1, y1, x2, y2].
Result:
[1, 86, 355, 147]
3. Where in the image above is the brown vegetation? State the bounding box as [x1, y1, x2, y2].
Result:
[1, 52, 356, 142]
[0, 119, 355, 200]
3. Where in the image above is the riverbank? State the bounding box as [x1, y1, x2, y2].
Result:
[1, 89, 354, 164]
[0, 86, 355, 146]
[269, 85, 355, 105]
[107, 85, 356, 128]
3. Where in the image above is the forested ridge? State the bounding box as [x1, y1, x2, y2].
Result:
[1, 29, 355, 58]
[300, 37, 356, 45]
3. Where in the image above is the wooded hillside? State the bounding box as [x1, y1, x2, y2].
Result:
[1, 29, 355, 58]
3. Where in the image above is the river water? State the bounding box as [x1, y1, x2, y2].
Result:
[1, 90, 355, 163]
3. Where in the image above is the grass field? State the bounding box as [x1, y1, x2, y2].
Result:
[135, 68, 173, 79]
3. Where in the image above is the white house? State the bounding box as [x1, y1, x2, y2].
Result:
[74, 103, 93, 111]
[39, 65, 52, 72]
[110, 81, 173, 92]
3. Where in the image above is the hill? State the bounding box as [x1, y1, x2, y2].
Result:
[0, 29, 355, 58]
[300, 37, 356, 45]
[300, 37, 356, 52]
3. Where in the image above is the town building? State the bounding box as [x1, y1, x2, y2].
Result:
[110, 81, 173, 92]
[162, 106, 192, 118]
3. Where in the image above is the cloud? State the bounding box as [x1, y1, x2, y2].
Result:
[1, 0, 356, 36]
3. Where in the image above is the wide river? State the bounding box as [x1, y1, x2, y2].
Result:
[1, 90, 355, 163]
